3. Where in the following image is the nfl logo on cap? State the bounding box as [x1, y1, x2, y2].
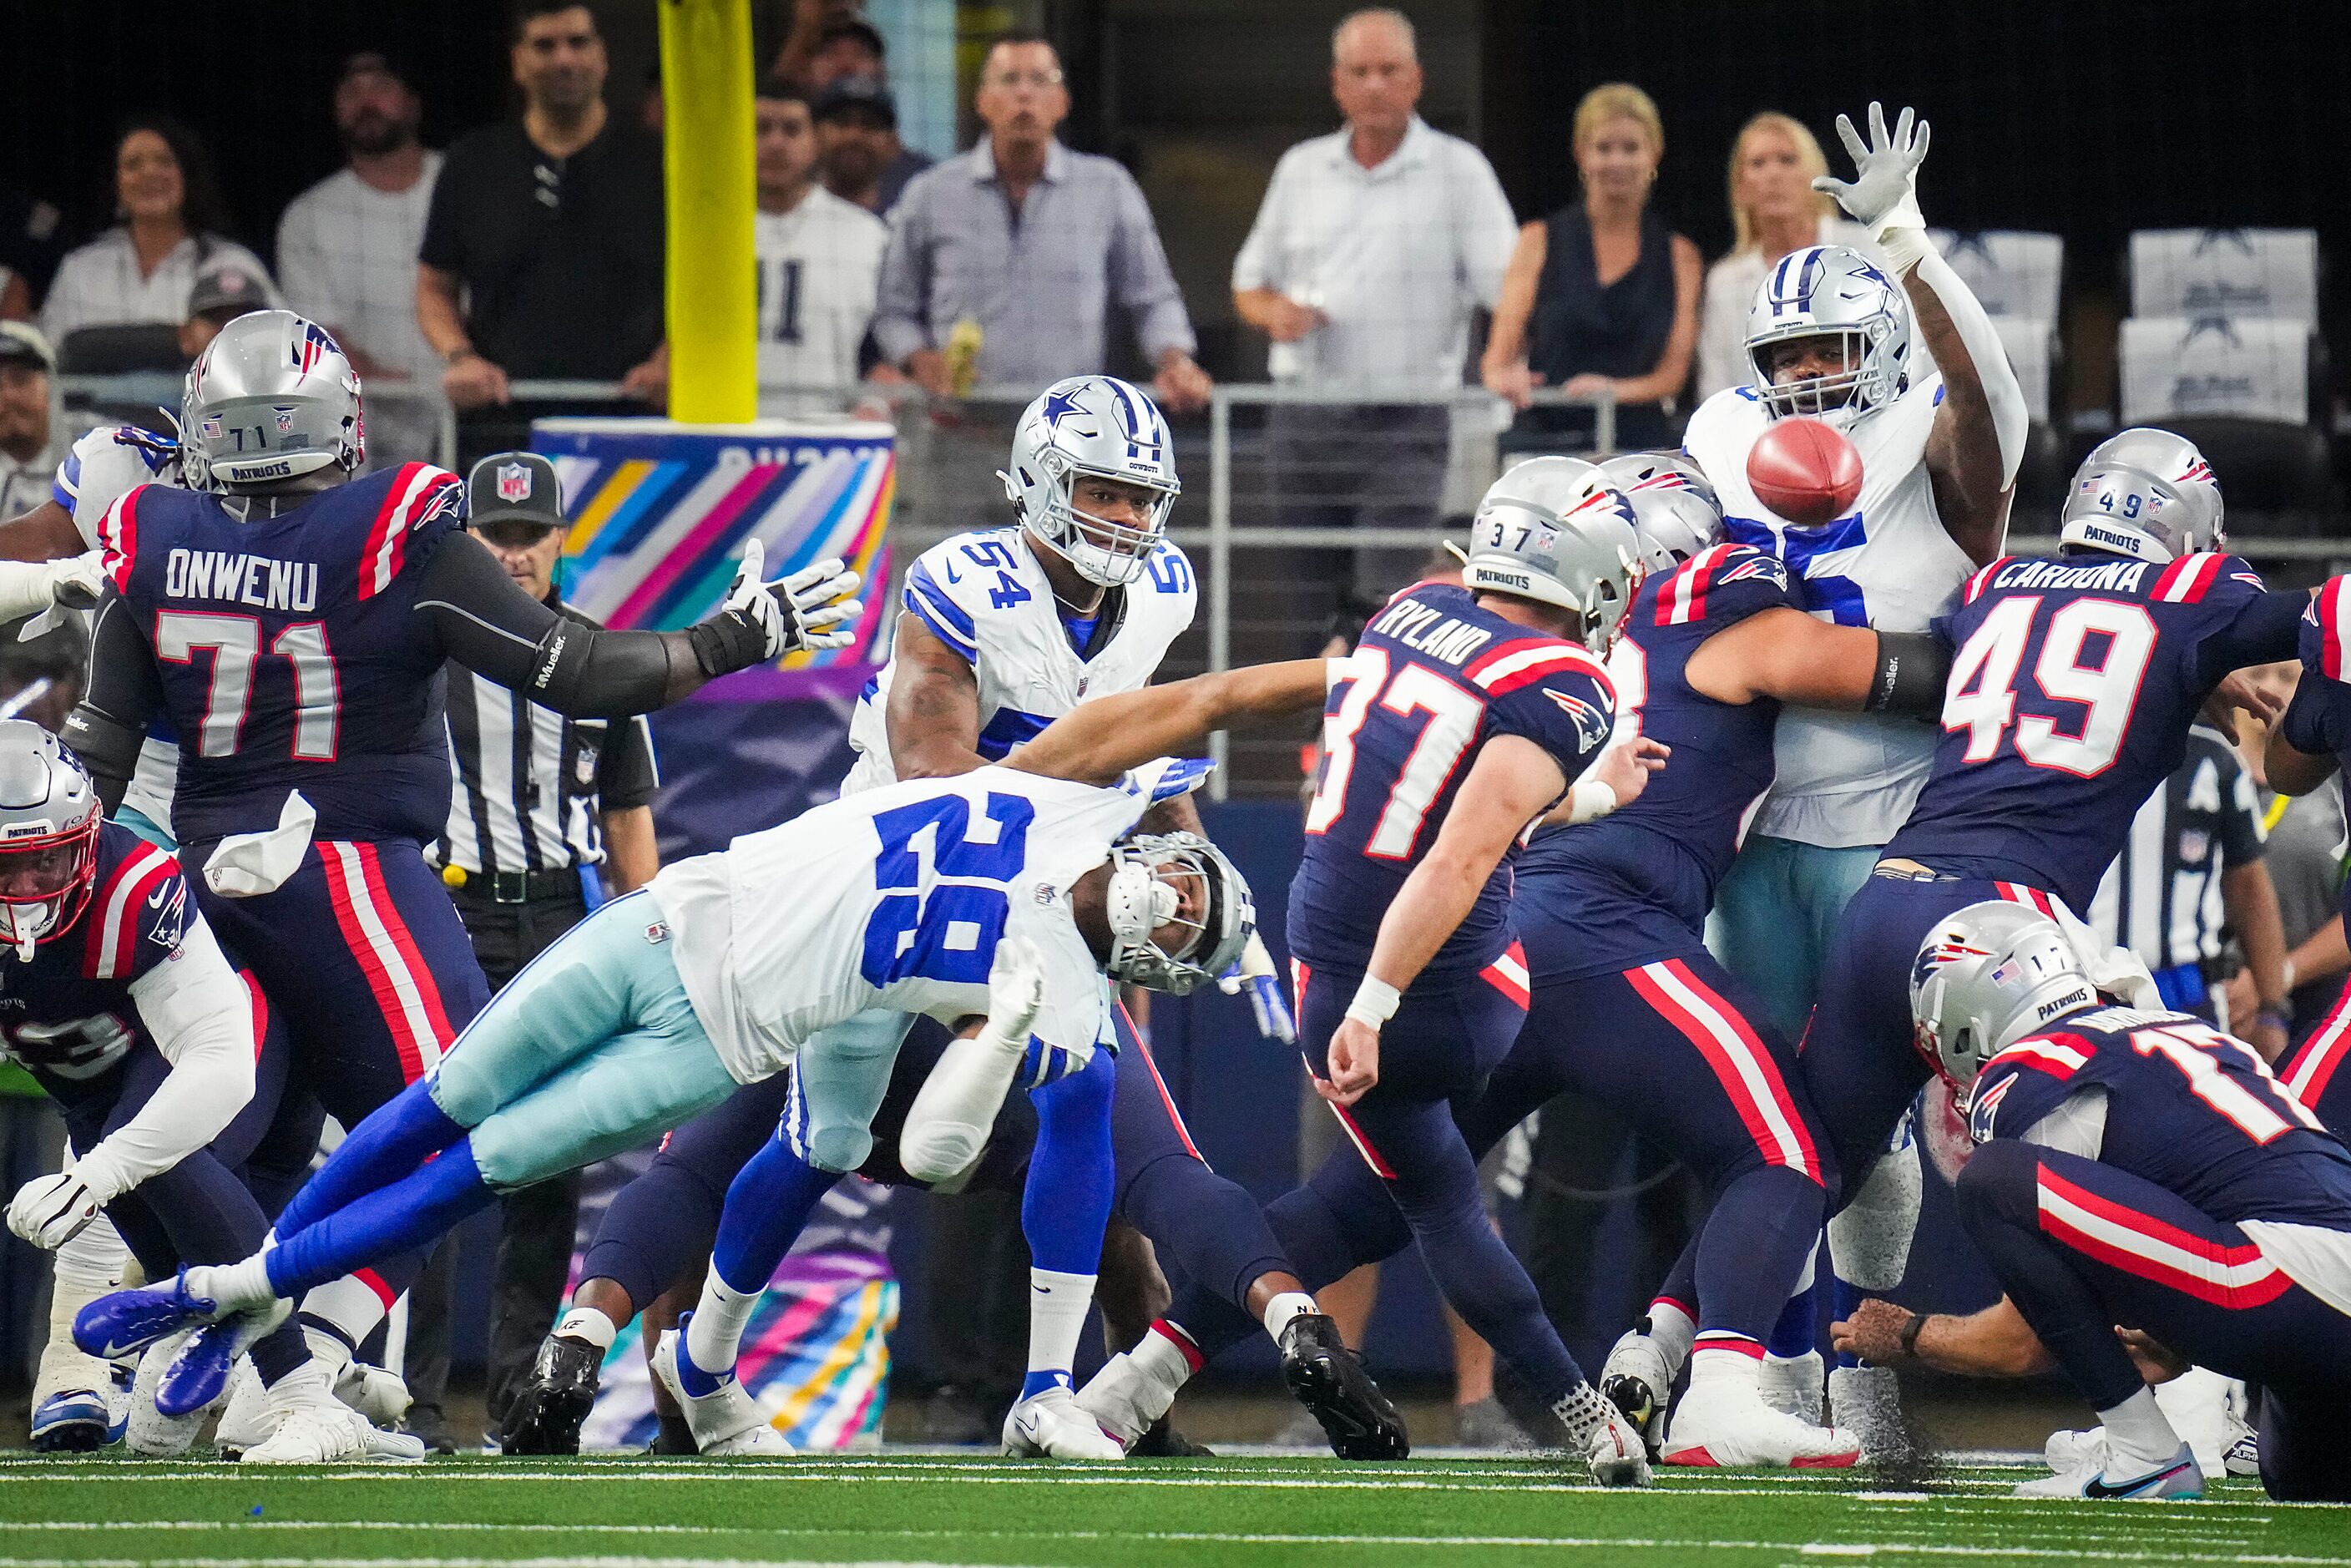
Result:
[497, 462, 533, 503]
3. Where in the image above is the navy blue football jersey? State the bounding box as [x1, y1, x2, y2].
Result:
[1886, 552, 2302, 915]
[1971, 1004, 2351, 1229]
[1291, 582, 1615, 979]
[100, 462, 468, 847]
[0, 824, 202, 1103]
[1516, 544, 1797, 982]
[2280, 575, 2351, 926]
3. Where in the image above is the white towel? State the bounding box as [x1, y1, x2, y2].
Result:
[203, 792, 316, 898]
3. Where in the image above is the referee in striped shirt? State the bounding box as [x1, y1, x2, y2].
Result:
[404, 450, 661, 1450]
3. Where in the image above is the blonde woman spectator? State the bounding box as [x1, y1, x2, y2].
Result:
[1484, 83, 1698, 452]
[38, 118, 278, 350]
[1692, 113, 1876, 401]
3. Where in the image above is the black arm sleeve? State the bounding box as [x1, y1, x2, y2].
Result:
[60, 589, 164, 813]
[411, 531, 699, 719]
[1863, 630, 1954, 718]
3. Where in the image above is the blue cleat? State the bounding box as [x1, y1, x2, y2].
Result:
[29, 1388, 114, 1452]
[73, 1276, 224, 1362]
[158, 1301, 291, 1417]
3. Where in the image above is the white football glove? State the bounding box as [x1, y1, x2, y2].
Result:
[981, 935, 1049, 1053]
[3, 551, 106, 637]
[1813, 101, 1929, 241]
[715, 539, 866, 660]
[8, 1168, 105, 1251]
[1217, 931, 1295, 1043]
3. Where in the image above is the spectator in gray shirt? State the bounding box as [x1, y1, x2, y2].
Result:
[870, 33, 1211, 412]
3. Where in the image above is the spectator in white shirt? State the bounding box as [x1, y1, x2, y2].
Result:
[751, 78, 887, 412]
[277, 53, 445, 465]
[1230, 8, 1516, 610]
[1692, 112, 1878, 402]
[38, 117, 278, 352]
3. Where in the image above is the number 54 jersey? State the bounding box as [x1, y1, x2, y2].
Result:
[1884, 552, 2303, 915]
[842, 527, 1196, 796]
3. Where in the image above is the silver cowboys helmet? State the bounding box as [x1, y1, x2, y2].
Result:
[1745, 245, 1914, 429]
[1909, 902, 2098, 1096]
[180, 310, 364, 492]
[1601, 451, 1725, 575]
[1464, 458, 1644, 655]
[2058, 427, 2225, 564]
[1101, 831, 1253, 995]
[0, 722, 104, 962]
[1000, 375, 1179, 588]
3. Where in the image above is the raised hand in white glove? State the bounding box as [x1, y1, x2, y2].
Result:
[1217, 931, 1295, 1043]
[1813, 101, 1929, 241]
[8, 1167, 106, 1250]
[687, 538, 865, 674]
[0, 550, 107, 634]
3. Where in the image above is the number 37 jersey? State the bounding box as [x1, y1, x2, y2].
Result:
[1292, 583, 1615, 981]
[1886, 552, 2303, 914]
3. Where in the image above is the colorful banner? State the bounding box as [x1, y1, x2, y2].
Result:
[530, 417, 895, 672]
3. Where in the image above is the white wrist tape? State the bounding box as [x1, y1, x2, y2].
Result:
[1875, 224, 1931, 276]
[1345, 977, 1400, 1029]
[1565, 779, 1618, 825]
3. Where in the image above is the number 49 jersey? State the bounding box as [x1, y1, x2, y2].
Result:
[842, 527, 1196, 796]
[100, 463, 468, 849]
[1292, 582, 1615, 981]
[1885, 552, 2302, 916]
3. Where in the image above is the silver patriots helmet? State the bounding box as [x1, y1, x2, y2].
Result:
[1101, 831, 1252, 995]
[999, 375, 1179, 588]
[1745, 245, 1914, 429]
[1601, 452, 1725, 574]
[2058, 427, 2225, 564]
[1464, 458, 1644, 655]
[1909, 902, 2098, 1096]
[180, 310, 363, 492]
[0, 722, 103, 962]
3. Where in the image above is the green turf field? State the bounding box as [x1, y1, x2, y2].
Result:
[0, 1453, 2333, 1568]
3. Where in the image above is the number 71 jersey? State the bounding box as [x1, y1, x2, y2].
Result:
[1885, 551, 2301, 916]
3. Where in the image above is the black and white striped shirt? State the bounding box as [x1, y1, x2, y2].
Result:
[2089, 724, 2266, 972]
[432, 600, 659, 877]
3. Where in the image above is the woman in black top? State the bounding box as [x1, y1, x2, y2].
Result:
[1483, 83, 1700, 453]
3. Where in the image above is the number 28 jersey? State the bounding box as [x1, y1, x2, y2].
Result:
[842, 528, 1195, 796]
[1292, 583, 1615, 981]
[1886, 552, 2302, 915]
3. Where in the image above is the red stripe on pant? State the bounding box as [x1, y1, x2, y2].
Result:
[2286, 984, 2351, 1111]
[321, 842, 454, 1085]
[2035, 1166, 2292, 1309]
[1625, 958, 1820, 1181]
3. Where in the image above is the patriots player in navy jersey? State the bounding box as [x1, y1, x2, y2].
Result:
[56, 311, 862, 1460]
[2259, 574, 2351, 1134]
[1831, 902, 2351, 1502]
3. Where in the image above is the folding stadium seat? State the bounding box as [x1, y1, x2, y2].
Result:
[2117, 314, 2334, 531]
[2128, 229, 2320, 326]
[1928, 231, 2067, 513]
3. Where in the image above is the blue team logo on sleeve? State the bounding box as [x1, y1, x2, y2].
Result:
[1545, 690, 1611, 752]
[1967, 1071, 2015, 1144]
[144, 878, 188, 953]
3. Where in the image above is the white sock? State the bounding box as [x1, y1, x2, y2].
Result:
[1646, 1297, 1697, 1373]
[684, 1272, 761, 1376]
[190, 1256, 276, 1313]
[557, 1307, 619, 1350]
[2098, 1387, 2184, 1471]
[1686, 1333, 1764, 1394]
[1130, 1323, 1199, 1395]
[298, 1274, 389, 1347]
[1551, 1381, 1614, 1446]
[1260, 1291, 1316, 1343]
[1027, 1267, 1097, 1388]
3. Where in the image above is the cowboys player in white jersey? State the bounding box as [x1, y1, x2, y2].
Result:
[1669, 104, 2029, 1445]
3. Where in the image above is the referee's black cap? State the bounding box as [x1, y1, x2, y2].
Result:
[466, 451, 565, 530]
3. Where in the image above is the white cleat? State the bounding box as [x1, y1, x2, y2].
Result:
[1579, 1401, 1653, 1488]
[1758, 1350, 1825, 1425]
[1827, 1363, 1911, 1461]
[1074, 1351, 1177, 1454]
[1598, 1330, 1673, 1459]
[2153, 1366, 2246, 1474]
[2016, 1435, 2203, 1500]
[214, 1358, 269, 1455]
[335, 1358, 412, 1429]
[1003, 1385, 1125, 1460]
[1660, 1380, 1860, 1469]
[650, 1326, 794, 1456]
[238, 1364, 425, 1464]
[125, 1330, 210, 1458]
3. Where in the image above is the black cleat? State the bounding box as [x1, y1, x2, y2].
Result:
[1279, 1313, 1408, 1460]
[502, 1334, 602, 1455]
[1129, 1414, 1214, 1458]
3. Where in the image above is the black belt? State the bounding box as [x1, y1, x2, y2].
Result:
[446, 866, 583, 905]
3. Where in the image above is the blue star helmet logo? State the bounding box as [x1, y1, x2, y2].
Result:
[1039, 385, 1089, 430]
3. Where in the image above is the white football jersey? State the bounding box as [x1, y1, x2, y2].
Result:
[1683, 375, 1978, 847]
[647, 761, 1176, 1085]
[56, 426, 186, 832]
[842, 526, 1196, 797]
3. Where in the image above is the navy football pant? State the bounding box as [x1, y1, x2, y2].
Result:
[1958, 1140, 2351, 1502]
[195, 836, 491, 1310]
[2281, 983, 2351, 1138]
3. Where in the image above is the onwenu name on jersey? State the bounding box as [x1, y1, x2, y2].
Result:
[162, 549, 320, 612]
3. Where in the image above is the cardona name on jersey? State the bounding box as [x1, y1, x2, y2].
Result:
[1990, 558, 2152, 594]
[1366, 594, 1495, 666]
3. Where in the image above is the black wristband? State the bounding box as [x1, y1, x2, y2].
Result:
[1897, 1310, 1928, 1358]
[1866, 630, 1953, 717]
[686, 613, 766, 677]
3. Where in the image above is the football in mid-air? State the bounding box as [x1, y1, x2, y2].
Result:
[1747, 417, 1863, 526]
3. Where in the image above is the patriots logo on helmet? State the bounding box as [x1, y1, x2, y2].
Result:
[1545, 690, 1610, 751]
[497, 462, 533, 503]
[292, 321, 339, 376]
[1914, 938, 1990, 989]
